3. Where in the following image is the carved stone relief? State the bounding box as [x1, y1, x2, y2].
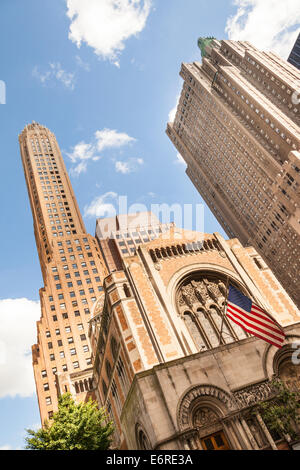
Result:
[233, 381, 275, 409]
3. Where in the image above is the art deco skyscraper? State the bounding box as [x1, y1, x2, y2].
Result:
[288, 33, 300, 70]
[166, 39, 300, 308]
[19, 122, 107, 424]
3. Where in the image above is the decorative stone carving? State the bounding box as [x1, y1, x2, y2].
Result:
[193, 407, 219, 427]
[246, 418, 266, 448]
[91, 292, 105, 318]
[177, 384, 237, 430]
[233, 381, 275, 409]
[177, 276, 227, 314]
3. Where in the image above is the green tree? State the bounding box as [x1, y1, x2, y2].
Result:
[25, 393, 114, 450]
[257, 379, 300, 441]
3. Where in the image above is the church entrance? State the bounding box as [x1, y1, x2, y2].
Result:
[201, 431, 230, 450]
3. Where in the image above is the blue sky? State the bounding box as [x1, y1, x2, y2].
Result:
[0, 0, 299, 450]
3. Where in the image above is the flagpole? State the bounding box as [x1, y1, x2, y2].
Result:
[219, 276, 229, 346]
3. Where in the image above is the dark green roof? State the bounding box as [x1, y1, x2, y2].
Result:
[198, 37, 216, 58]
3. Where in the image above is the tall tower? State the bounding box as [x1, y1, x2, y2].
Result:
[19, 122, 107, 424]
[288, 33, 300, 70]
[166, 39, 300, 308]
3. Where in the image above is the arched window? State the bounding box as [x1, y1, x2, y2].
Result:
[136, 425, 152, 450]
[277, 350, 300, 393]
[102, 379, 108, 397]
[177, 272, 249, 351]
[149, 250, 157, 263]
[111, 379, 122, 415]
[110, 336, 118, 361]
[105, 359, 112, 380]
[183, 311, 206, 350]
[116, 357, 130, 394]
[123, 284, 131, 298]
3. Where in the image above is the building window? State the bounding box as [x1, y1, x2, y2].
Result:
[105, 359, 112, 379]
[110, 337, 118, 361]
[46, 397, 52, 405]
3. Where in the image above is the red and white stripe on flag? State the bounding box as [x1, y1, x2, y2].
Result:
[226, 301, 285, 349]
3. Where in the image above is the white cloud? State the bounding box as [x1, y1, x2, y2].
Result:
[174, 153, 186, 166]
[95, 129, 136, 152]
[0, 445, 11, 450]
[66, 0, 152, 64]
[32, 63, 75, 90]
[69, 160, 88, 177]
[115, 157, 144, 174]
[226, 0, 300, 59]
[67, 129, 136, 176]
[0, 298, 40, 398]
[75, 55, 90, 71]
[67, 141, 98, 163]
[168, 94, 180, 122]
[84, 191, 118, 218]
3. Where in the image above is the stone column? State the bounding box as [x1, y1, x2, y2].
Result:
[234, 418, 253, 450]
[189, 435, 199, 450]
[255, 412, 277, 450]
[194, 433, 204, 450]
[240, 417, 260, 450]
[223, 420, 242, 450]
[183, 439, 191, 450]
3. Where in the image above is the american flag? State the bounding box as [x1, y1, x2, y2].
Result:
[226, 285, 285, 349]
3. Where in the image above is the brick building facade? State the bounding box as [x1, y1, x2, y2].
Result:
[19, 122, 107, 423]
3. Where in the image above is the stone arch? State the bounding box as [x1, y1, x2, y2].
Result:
[174, 269, 249, 349]
[177, 384, 236, 431]
[167, 263, 249, 310]
[263, 334, 300, 380]
[135, 423, 152, 450]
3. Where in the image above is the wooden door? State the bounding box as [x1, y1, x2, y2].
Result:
[201, 431, 230, 450]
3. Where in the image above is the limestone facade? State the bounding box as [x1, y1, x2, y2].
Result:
[90, 222, 300, 449]
[166, 39, 300, 307]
